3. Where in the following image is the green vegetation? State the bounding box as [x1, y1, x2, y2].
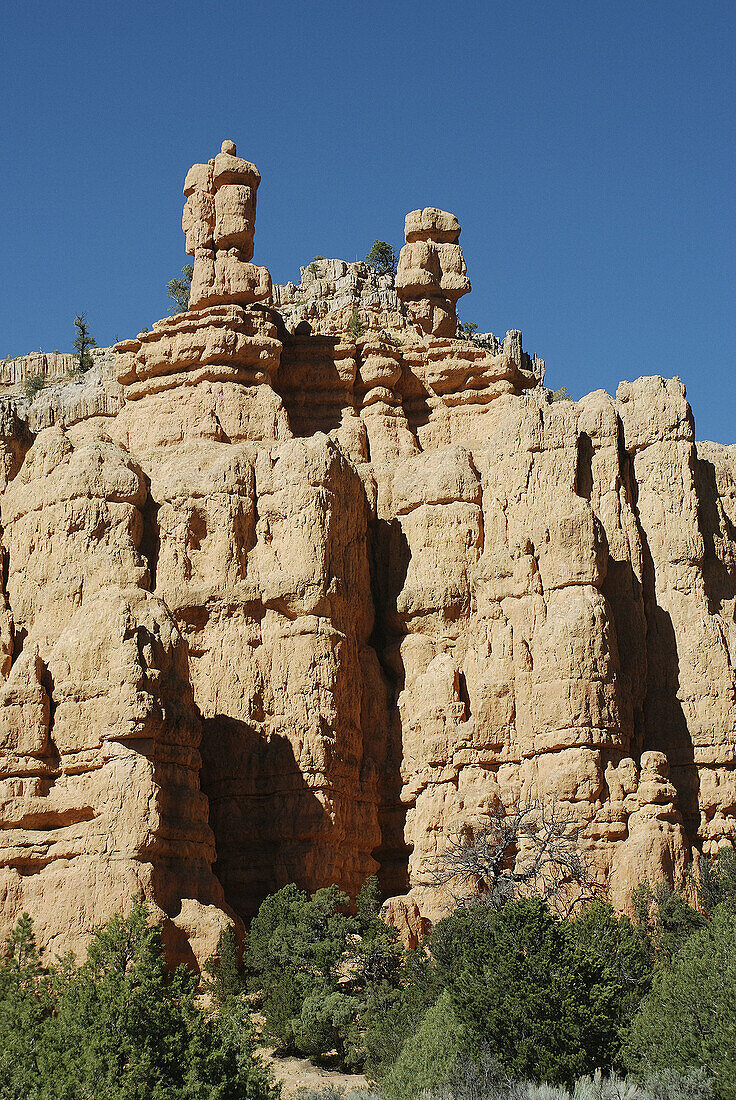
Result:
[246, 878, 401, 1071]
[425, 898, 651, 1087]
[22, 372, 48, 399]
[2, 833, 734, 1098]
[247, 844, 734, 1097]
[167, 264, 194, 313]
[551, 385, 571, 402]
[456, 319, 497, 350]
[362, 937, 441, 1081]
[365, 241, 397, 279]
[381, 990, 461, 1100]
[0, 901, 278, 1100]
[632, 880, 707, 965]
[348, 307, 364, 340]
[697, 843, 736, 914]
[73, 312, 96, 371]
[204, 924, 244, 1006]
[624, 904, 736, 1099]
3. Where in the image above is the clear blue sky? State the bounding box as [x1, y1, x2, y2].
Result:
[1, 1, 734, 442]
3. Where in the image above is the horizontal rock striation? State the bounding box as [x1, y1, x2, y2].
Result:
[0, 141, 734, 964]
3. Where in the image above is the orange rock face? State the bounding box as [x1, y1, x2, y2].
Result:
[0, 143, 734, 964]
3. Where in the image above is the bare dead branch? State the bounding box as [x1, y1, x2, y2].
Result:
[430, 796, 600, 915]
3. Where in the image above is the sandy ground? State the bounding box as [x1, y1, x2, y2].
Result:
[259, 1047, 371, 1098]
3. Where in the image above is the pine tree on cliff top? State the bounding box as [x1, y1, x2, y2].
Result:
[73, 311, 96, 371]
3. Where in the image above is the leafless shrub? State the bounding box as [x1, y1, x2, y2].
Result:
[430, 797, 600, 916]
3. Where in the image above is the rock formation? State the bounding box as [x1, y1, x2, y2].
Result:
[0, 352, 77, 388]
[270, 258, 406, 336]
[183, 140, 271, 311]
[0, 141, 734, 965]
[395, 208, 471, 337]
[0, 349, 123, 435]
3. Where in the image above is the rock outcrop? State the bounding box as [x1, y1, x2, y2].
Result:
[270, 258, 407, 336]
[184, 140, 272, 311]
[0, 141, 734, 965]
[396, 208, 471, 337]
[0, 352, 78, 388]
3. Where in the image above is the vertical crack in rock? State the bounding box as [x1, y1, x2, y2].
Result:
[139, 487, 160, 592]
[37, 659, 60, 782]
[575, 431, 594, 500]
[694, 450, 736, 617]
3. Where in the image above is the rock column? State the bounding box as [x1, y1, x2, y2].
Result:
[183, 140, 272, 310]
[395, 208, 471, 337]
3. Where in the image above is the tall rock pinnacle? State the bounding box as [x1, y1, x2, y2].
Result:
[396, 207, 471, 337]
[182, 140, 272, 310]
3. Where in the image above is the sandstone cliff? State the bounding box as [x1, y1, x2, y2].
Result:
[0, 141, 734, 964]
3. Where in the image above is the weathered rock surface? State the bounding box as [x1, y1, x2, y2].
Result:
[0, 352, 77, 388]
[270, 258, 407, 336]
[1, 142, 734, 964]
[184, 140, 271, 311]
[396, 208, 471, 337]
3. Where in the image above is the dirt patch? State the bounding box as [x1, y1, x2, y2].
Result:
[259, 1047, 371, 1098]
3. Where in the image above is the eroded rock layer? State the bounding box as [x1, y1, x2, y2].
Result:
[1, 142, 734, 963]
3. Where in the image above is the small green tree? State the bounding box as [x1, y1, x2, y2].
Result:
[382, 990, 462, 1100]
[624, 904, 736, 1098]
[0, 902, 278, 1100]
[0, 913, 42, 986]
[363, 941, 441, 1082]
[566, 900, 653, 1069]
[167, 264, 194, 313]
[73, 312, 96, 371]
[551, 386, 571, 402]
[293, 988, 364, 1069]
[352, 876, 403, 984]
[366, 240, 397, 278]
[632, 881, 706, 966]
[348, 307, 364, 340]
[0, 913, 52, 1096]
[432, 898, 640, 1086]
[246, 883, 356, 1054]
[458, 321, 479, 338]
[204, 925, 245, 1006]
[246, 879, 402, 1070]
[698, 845, 736, 914]
[22, 373, 47, 399]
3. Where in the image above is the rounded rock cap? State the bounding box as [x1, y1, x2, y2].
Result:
[405, 207, 461, 244]
[221, 139, 237, 155]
